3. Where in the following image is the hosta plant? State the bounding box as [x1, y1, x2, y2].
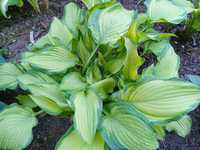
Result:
[0, 0, 40, 18]
[186, 0, 200, 32]
[145, 0, 200, 33]
[1, 0, 200, 149]
[145, 0, 194, 24]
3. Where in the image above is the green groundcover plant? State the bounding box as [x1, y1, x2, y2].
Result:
[0, 0, 40, 18]
[1, 0, 200, 149]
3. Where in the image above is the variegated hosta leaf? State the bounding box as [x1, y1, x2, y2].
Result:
[127, 80, 200, 119]
[33, 18, 73, 49]
[46, 17, 73, 46]
[17, 71, 57, 90]
[16, 95, 37, 108]
[123, 38, 143, 80]
[48, 18, 73, 46]
[30, 95, 64, 115]
[152, 125, 165, 140]
[120, 84, 138, 101]
[0, 0, 23, 17]
[0, 63, 22, 90]
[88, 3, 134, 44]
[142, 40, 180, 80]
[22, 47, 78, 73]
[171, 0, 194, 13]
[62, 2, 85, 37]
[101, 106, 158, 150]
[0, 104, 37, 150]
[82, 29, 93, 50]
[86, 63, 102, 84]
[27, 84, 68, 108]
[90, 78, 115, 99]
[127, 13, 152, 43]
[142, 31, 176, 42]
[82, 0, 111, 9]
[56, 129, 104, 150]
[166, 115, 192, 137]
[104, 57, 124, 75]
[27, 83, 68, 115]
[146, 0, 194, 24]
[78, 38, 90, 65]
[60, 72, 87, 92]
[74, 90, 102, 144]
[138, 113, 174, 124]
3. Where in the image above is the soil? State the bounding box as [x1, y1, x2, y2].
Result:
[1, 0, 200, 150]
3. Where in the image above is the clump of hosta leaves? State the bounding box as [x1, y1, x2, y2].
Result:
[0, 0, 40, 18]
[145, 0, 194, 24]
[185, 0, 200, 32]
[145, 0, 200, 33]
[1, 0, 200, 150]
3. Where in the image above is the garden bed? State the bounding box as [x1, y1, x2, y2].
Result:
[0, 0, 200, 149]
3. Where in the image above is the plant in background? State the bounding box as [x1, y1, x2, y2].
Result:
[186, 0, 200, 32]
[0, 0, 41, 18]
[1, 0, 200, 149]
[145, 0, 200, 35]
[145, 0, 194, 24]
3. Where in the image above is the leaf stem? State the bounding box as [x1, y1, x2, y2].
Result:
[103, 109, 109, 116]
[83, 45, 99, 73]
[35, 110, 44, 116]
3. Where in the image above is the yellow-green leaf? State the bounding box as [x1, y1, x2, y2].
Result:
[86, 63, 102, 84]
[142, 40, 180, 80]
[152, 125, 165, 140]
[16, 95, 37, 108]
[17, 71, 56, 90]
[27, 84, 68, 108]
[0, 104, 37, 150]
[30, 95, 63, 115]
[101, 106, 158, 150]
[82, 0, 111, 9]
[123, 38, 143, 80]
[171, 0, 194, 13]
[146, 0, 194, 24]
[22, 47, 78, 73]
[166, 115, 192, 137]
[33, 18, 73, 49]
[77, 38, 90, 65]
[62, 2, 85, 37]
[60, 72, 87, 92]
[127, 80, 200, 119]
[90, 78, 115, 99]
[88, 3, 134, 44]
[104, 57, 125, 75]
[74, 90, 102, 144]
[0, 63, 22, 90]
[56, 129, 104, 150]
